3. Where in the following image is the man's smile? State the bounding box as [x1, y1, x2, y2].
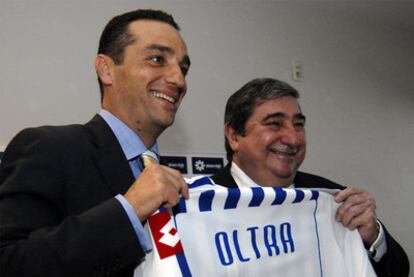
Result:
[151, 90, 177, 104]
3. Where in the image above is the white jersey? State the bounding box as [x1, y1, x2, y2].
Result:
[134, 176, 376, 277]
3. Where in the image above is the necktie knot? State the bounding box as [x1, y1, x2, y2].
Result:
[139, 150, 159, 168]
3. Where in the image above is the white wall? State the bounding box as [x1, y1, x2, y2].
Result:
[1, 0, 413, 269]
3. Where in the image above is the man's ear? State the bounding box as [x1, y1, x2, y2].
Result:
[225, 123, 240, 153]
[95, 54, 114, 86]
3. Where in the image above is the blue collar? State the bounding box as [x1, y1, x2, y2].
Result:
[98, 109, 158, 160]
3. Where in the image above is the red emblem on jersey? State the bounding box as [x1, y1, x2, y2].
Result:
[148, 210, 184, 259]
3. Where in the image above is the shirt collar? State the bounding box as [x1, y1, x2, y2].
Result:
[98, 109, 158, 160]
[230, 161, 294, 188]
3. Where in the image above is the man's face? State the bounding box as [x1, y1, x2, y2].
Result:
[228, 96, 306, 187]
[103, 20, 190, 140]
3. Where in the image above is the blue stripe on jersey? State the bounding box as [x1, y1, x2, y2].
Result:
[312, 196, 323, 277]
[311, 190, 319, 200]
[224, 188, 241, 209]
[293, 189, 305, 203]
[188, 176, 214, 189]
[272, 188, 287, 205]
[199, 189, 215, 212]
[249, 187, 265, 207]
[173, 198, 187, 215]
[176, 252, 192, 277]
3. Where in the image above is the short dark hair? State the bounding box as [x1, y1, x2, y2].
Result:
[224, 78, 300, 161]
[97, 9, 180, 101]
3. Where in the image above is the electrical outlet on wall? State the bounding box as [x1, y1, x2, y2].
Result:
[292, 60, 303, 81]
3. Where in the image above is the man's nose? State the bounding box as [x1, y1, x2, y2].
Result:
[165, 64, 186, 91]
[280, 125, 300, 146]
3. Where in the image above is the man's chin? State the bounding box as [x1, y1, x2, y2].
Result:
[164, 118, 175, 128]
[150, 119, 174, 136]
[156, 114, 176, 128]
[273, 169, 297, 184]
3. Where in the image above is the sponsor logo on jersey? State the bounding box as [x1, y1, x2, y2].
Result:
[148, 210, 184, 259]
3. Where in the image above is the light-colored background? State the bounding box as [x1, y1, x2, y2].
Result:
[1, 0, 413, 270]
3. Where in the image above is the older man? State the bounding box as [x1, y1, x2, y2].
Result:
[211, 78, 409, 276]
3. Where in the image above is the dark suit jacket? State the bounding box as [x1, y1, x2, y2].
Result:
[0, 115, 144, 276]
[211, 163, 410, 277]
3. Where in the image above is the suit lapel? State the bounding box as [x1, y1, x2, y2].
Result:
[294, 171, 345, 190]
[84, 115, 134, 195]
[210, 163, 238, 188]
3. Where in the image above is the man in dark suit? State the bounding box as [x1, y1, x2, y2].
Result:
[0, 9, 190, 276]
[211, 78, 409, 276]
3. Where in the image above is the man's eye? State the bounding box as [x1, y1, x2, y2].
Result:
[150, 56, 165, 64]
[180, 65, 189, 76]
[265, 121, 282, 127]
[294, 122, 305, 129]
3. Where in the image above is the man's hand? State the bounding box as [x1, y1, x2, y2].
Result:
[124, 163, 189, 221]
[335, 187, 379, 245]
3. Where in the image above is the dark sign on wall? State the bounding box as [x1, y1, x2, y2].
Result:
[160, 155, 188, 174]
[159, 154, 225, 176]
[191, 157, 224, 175]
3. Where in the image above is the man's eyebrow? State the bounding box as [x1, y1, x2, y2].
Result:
[147, 44, 173, 54]
[262, 112, 306, 122]
[262, 112, 286, 122]
[294, 113, 306, 121]
[147, 44, 191, 67]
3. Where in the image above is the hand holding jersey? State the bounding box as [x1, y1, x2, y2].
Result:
[335, 187, 379, 245]
[124, 151, 189, 221]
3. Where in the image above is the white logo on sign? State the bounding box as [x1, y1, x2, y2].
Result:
[194, 160, 205, 172]
[159, 221, 180, 247]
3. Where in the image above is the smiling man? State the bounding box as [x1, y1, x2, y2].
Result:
[0, 9, 190, 276]
[211, 78, 409, 276]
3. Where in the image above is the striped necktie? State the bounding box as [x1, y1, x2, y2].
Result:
[139, 150, 159, 168]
